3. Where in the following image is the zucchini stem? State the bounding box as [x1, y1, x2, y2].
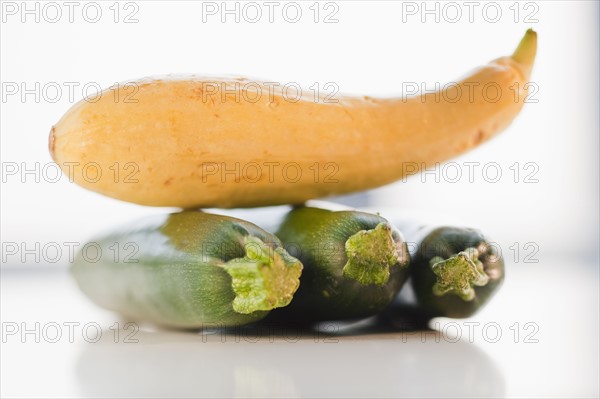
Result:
[429, 247, 489, 301]
[222, 236, 302, 314]
[342, 223, 402, 286]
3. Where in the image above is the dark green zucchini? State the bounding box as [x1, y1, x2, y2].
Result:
[410, 226, 504, 318]
[71, 210, 303, 328]
[267, 206, 410, 323]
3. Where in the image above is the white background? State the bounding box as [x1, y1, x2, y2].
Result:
[1, 0, 598, 259]
[1, 1, 599, 398]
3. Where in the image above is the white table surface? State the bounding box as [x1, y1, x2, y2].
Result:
[1, 256, 598, 398]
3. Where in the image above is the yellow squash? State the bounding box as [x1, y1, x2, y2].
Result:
[50, 30, 537, 208]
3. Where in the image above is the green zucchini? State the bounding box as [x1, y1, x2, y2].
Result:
[267, 206, 410, 323]
[408, 226, 504, 318]
[71, 211, 303, 328]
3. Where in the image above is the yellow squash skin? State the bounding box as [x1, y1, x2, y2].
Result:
[50, 30, 537, 208]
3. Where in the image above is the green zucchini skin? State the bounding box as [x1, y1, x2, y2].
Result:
[411, 227, 504, 318]
[268, 206, 410, 323]
[71, 211, 302, 329]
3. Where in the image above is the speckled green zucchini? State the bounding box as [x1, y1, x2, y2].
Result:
[71, 211, 302, 328]
[411, 226, 504, 318]
[267, 206, 410, 323]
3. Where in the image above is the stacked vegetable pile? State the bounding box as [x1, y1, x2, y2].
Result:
[51, 30, 536, 329]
